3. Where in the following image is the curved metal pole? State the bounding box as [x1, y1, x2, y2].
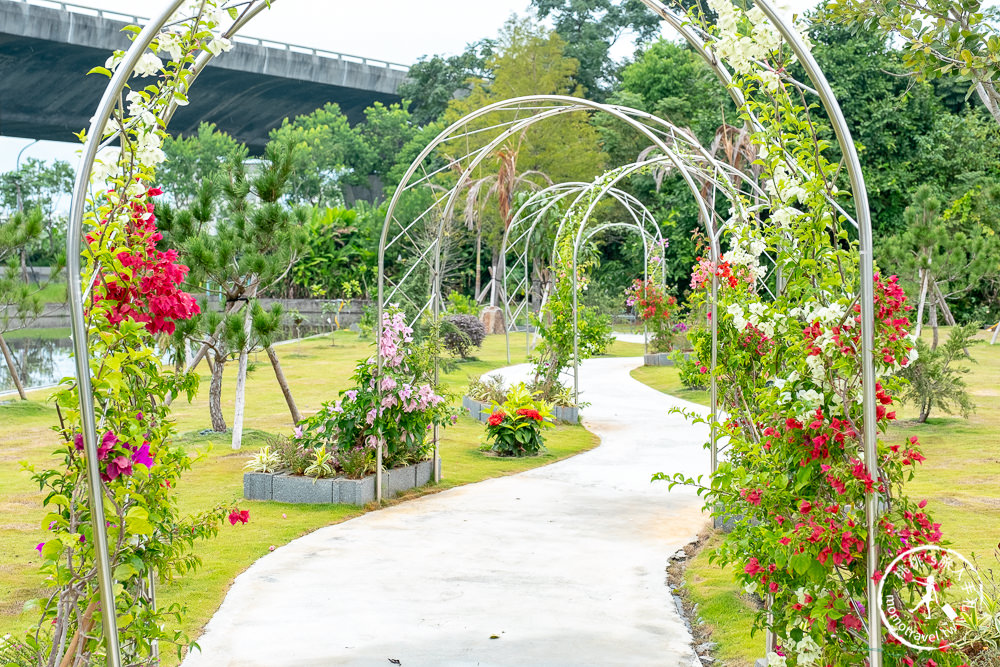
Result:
[502, 184, 591, 363]
[502, 182, 664, 363]
[66, 3, 186, 664]
[753, 2, 880, 661]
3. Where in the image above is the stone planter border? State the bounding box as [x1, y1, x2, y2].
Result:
[461, 395, 579, 424]
[643, 351, 694, 367]
[244, 458, 439, 505]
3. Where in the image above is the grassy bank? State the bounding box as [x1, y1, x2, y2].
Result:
[0, 332, 602, 657]
[631, 330, 1000, 663]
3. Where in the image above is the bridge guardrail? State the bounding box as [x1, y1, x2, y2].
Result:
[11, 0, 411, 72]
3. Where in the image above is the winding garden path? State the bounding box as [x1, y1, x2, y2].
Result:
[182, 357, 711, 667]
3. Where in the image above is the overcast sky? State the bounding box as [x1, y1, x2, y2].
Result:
[1, 0, 817, 173]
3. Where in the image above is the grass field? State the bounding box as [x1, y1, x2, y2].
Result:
[631, 329, 1000, 664]
[0, 331, 641, 659]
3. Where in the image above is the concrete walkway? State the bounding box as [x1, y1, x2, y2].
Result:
[182, 357, 711, 667]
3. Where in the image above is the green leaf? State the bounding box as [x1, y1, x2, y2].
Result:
[87, 66, 114, 78]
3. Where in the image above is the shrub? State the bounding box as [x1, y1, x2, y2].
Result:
[672, 328, 710, 390]
[442, 314, 486, 358]
[900, 322, 980, 422]
[274, 435, 312, 475]
[625, 278, 679, 353]
[243, 445, 280, 473]
[291, 307, 455, 473]
[468, 375, 507, 405]
[445, 291, 480, 316]
[482, 383, 553, 457]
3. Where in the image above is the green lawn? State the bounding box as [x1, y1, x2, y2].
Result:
[0, 332, 601, 660]
[631, 329, 1000, 664]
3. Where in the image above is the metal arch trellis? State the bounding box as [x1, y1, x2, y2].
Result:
[378, 93, 740, 504]
[637, 0, 882, 661]
[65, 2, 274, 664]
[498, 181, 666, 363]
[65, 0, 880, 662]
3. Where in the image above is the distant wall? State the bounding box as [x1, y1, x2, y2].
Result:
[1, 299, 370, 333]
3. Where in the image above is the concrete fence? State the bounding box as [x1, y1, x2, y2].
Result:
[1, 298, 371, 333]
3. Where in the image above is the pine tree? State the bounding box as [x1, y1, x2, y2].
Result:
[159, 142, 307, 447]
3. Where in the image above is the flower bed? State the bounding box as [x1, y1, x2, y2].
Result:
[462, 395, 579, 424]
[243, 458, 440, 505]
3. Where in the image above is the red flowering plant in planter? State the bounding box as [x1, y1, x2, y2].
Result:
[482, 383, 553, 457]
[654, 2, 989, 665]
[15, 6, 260, 666]
[624, 278, 679, 353]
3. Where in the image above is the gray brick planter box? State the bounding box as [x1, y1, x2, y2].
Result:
[273, 473, 336, 504]
[337, 475, 375, 506]
[463, 396, 579, 424]
[415, 459, 433, 486]
[643, 352, 673, 366]
[244, 472, 273, 500]
[643, 352, 693, 367]
[243, 459, 438, 505]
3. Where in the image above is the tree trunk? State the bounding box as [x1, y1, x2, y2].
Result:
[209, 350, 227, 432]
[475, 229, 482, 299]
[918, 399, 931, 424]
[231, 281, 258, 450]
[0, 333, 27, 400]
[914, 267, 929, 338]
[930, 303, 939, 351]
[266, 345, 302, 424]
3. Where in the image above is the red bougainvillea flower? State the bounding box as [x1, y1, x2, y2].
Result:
[228, 509, 250, 525]
[515, 408, 543, 421]
[487, 411, 506, 426]
[91, 187, 200, 334]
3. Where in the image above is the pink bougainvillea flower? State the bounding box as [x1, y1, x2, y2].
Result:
[293, 426, 303, 439]
[98, 431, 118, 460]
[35, 542, 44, 554]
[132, 441, 154, 469]
[104, 455, 133, 481]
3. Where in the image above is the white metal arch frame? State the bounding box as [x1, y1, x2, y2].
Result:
[65, 2, 273, 663]
[378, 94, 734, 503]
[637, 1, 882, 660]
[64, 1, 881, 662]
[498, 181, 665, 363]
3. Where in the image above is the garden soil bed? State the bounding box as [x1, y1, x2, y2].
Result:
[244, 458, 440, 505]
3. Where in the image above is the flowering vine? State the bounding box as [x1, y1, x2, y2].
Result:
[655, 1, 978, 665]
[16, 3, 267, 665]
[295, 308, 455, 474]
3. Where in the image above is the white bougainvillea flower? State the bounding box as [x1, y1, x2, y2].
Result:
[205, 35, 233, 56]
[90, 147, 121, 184]
[158, 31, 185, 61]
[125, 91, 157, 129]
[133, 52, 163, 77]
[105, 50, 124, 72]
[134, 131, 166, 166]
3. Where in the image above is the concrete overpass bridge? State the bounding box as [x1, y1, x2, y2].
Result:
[0, 0, 410, 152]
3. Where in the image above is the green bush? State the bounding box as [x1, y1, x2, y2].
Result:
[444, 292, 481, 316]
[900, 323, 980, 422]
[482, 383, 553, 457]
[442, 314, 486, 358]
